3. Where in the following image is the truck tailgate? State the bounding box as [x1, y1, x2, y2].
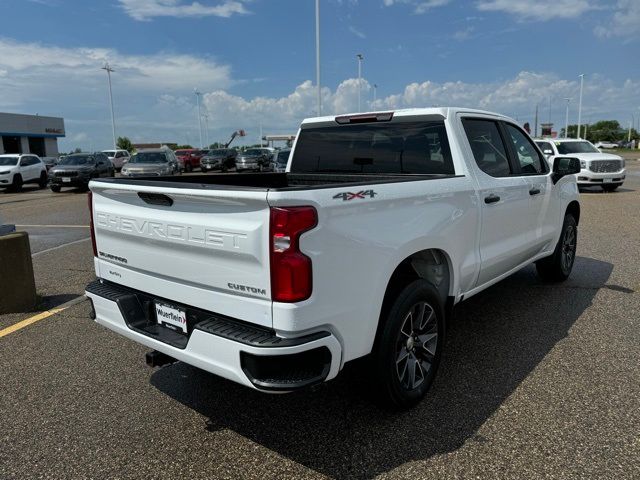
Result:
[90, 181, 272, 327]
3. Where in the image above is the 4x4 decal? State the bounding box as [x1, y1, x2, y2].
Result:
[333, 189, 377, 201]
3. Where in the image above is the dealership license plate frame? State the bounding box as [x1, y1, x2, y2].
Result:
[603, 178, 613, 183]
[155, 301, 187, 334]
[62, 177, 71, 183]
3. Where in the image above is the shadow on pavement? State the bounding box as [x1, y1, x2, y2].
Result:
[151, 256, 612, 479]
[36, 294, 81, 311]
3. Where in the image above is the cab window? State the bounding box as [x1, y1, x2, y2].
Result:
[462, 119, 511, 177]
[504, 124, 546, 174]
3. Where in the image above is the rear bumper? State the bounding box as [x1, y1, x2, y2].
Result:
[49, 176, 90, 186]
[85, 279, 342, 391]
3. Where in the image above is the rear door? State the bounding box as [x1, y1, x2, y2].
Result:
[501, 122, 558, 255]
[461, 117, 534, 286]
[90, 182, 273, 327]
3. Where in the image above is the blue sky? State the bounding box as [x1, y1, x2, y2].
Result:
[1, 0, 638, 151]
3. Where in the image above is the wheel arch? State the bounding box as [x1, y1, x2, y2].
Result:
[376, 249, 453, 342]
[566, 200, 580, 225]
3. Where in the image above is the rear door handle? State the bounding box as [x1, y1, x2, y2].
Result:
[529, 188, 541, 195]
[484, 194, 500, 204]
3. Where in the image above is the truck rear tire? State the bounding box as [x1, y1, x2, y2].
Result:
[536, 213, 577, 282]
[371, 279, 444, 410]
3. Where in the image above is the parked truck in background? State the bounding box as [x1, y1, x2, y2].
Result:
[535, 138, 625, 192]
[85, 108, 581, 409]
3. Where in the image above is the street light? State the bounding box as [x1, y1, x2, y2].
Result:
[373, 83, 378, 108]
[315, 0, 321, 116]
[356, 53, 364, 112]
[202, 111, 210, 148]
[101, 63, 117, 150]
[577, 74, 584, 138]
[194, 89, 203, 149]
[564, 97, 571, 138]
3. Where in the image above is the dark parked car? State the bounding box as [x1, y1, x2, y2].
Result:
[48, 152, 114, 192]
[200, 148, 237, 172]
[235, 148, 274, 172]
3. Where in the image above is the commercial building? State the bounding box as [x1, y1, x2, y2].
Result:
[0, 112, 65, 157]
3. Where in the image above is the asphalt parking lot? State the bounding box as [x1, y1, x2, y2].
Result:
[1, 163, 640, 479]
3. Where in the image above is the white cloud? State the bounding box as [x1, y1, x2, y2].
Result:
[475, 0, 597, 21]
[452, 26, 474, 41]
[595, 0, 640, 38]
[118, 0, 251, 21]
[1, 39, 637, 151]
[382, 0, 451, 14]
[0, 38, 232, 100]
[348, 25, 367, 39]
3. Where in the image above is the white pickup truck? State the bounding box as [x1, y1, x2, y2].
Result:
[85, 108, 581, 409]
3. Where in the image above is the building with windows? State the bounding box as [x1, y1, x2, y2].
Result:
[0, 112, 65, 157]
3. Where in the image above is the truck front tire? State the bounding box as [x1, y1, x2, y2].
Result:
[371, 279, 444, 410]
[536, 213, 577, 282]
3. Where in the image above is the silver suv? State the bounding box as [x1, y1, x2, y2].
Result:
[120, 148, 181, 177]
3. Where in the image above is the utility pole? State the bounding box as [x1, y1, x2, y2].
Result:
[315, 0, 321, 116]
[534, 103, 539, 137]
[577, 74, 584, 138]
[194, 89, 203, 148]
[564, 97, 571, 138]
[101, 63, 117, 150]
[356, 53, 364, 112]
[373, 83, 378, 107]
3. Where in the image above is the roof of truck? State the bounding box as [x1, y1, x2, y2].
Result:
[301, 107, 513, 126]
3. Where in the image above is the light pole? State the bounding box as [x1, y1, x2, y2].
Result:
[577, 74, 584, 138]
[373, 83, 378, 108]
[101, 63, 117, 150]
[564, 97, 571, 138]
[315, 0, 321, 116]
[629, 114, 634, 142]
[202, 111, 210, 148]
[356, 53, 364, 112]
[194, 89, 203, 148]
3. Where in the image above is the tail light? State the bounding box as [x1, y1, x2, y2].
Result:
[88, 191, 97, 257]
[269, 206, 317, 302]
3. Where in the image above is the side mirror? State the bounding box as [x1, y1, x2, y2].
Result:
[552, 157, 581, 184]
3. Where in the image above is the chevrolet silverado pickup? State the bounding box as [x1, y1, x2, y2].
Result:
[85, 108, 581, 409]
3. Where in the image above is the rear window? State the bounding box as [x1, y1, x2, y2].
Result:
[277, 151, 290, 164]
[290, 121, 454, 174]
[556, 141, 598, 154]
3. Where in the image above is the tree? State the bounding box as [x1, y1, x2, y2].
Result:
[172, 144, 193, 150]
[73, 147, 81, 153]
[116, 136, 133, 153]
[559, 120, 637, 143]
[208, 142, 223, 149]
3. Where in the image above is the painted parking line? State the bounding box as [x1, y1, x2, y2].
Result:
[31, 237, 91, 257]
[0, 295, 86, 339]
[17, 224, 89, 228]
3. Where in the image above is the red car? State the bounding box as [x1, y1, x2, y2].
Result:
[175, 149, 206, 172]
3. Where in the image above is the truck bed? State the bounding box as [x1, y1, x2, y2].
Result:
[94, 172, 456, 191]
